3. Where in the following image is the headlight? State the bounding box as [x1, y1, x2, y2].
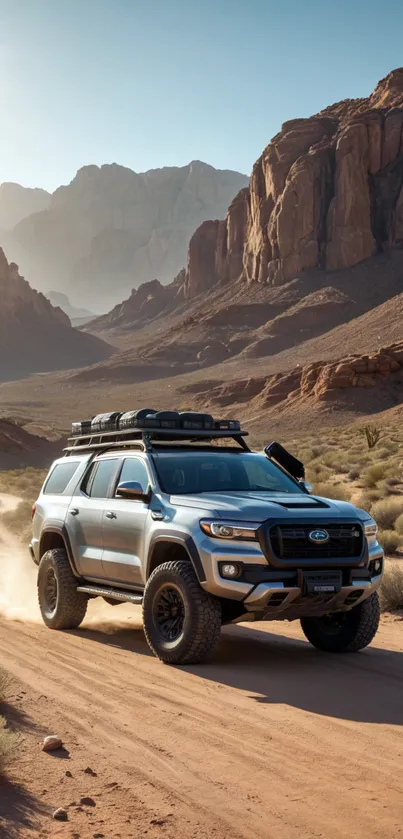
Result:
[200, 520, 258, 541]
[364, 520, 378, 541]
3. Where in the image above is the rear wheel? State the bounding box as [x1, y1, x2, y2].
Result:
[300, 592, 380, 653]
[38, 548, 88, 629]
[143, 560, 221, 664]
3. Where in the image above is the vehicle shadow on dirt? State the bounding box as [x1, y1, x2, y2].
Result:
[71, 619, 403, 725]
[0, 777, 49, 839]
[192, 623, 403, 726]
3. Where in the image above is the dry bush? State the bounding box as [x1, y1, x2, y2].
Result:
[0, 468, 46, 501]
[348, 466, 361, 481]
[363, 463, 389, 488]
[371, 497, 403, 530]
[380, 561, 403, 611]
[355, 490, 382, 514]
[378, 529, 401, 555]
[312, 482, 351, 502]
[394, 513, 403, 535]
[0, 671, 17, 773]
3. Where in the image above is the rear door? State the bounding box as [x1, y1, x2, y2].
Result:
[66, 457, 120, 579]
[101, 456, 151, 586]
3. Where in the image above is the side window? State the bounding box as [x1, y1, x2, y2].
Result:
[44, 462, 80, 495]
[84, 459, 119, 499]
[117, 458, 149, 493]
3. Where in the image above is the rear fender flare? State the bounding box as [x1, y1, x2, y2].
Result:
[39, 525, 80, 577]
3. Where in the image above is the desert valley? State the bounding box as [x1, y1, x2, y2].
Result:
[1, 39, 403, 839]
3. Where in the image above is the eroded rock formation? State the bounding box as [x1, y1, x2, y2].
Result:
[185, 69, 403, 298]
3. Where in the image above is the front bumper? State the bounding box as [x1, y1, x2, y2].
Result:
[243, 571, 382, 619]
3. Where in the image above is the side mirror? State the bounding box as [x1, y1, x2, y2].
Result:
[299, 481, 313, 495]
[116, 481, 151, 502]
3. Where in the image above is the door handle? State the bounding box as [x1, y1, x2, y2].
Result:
[69, 508, 79, 516]
[105, 511, 117, 519]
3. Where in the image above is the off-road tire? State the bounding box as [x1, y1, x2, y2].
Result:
[142, 560, 221, 665]
[38, 548, 88, 630]
[300, 592, 380, 653]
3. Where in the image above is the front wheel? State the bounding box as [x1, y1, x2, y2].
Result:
[300, 591, 380, 653]
[142, 560, 221, 665]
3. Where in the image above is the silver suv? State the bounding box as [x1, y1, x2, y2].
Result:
[30, 410, 384, 665]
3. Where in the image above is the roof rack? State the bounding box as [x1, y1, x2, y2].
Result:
[64, 425, 250, 455]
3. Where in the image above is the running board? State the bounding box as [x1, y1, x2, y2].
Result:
[77, 585, 143, 604]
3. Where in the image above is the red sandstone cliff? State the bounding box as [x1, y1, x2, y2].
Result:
[185, 69, 403, 298]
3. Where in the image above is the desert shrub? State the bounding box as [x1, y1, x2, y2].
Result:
[371, 497, 403, 530]
[380, 561, 403, 611]
[312, 482, 351, 502]
[348, 466, 361, 481]
[359, 424, 382, 449]
[0, 671, 17, 772]
[394, 513, 403, 535]
[322, 452, 351, 472]
[363, 463, 389, 488]
[0, 468, 46, 501]
[377, 530, 401, 555]
[311, 445, 327, 458]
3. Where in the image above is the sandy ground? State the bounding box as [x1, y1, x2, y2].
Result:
[0, 496, 403, 839]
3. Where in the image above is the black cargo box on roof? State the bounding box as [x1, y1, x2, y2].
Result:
[119, 409, 155, 429]
[91, 412, 122, 433]
[179, 412, 214, 430]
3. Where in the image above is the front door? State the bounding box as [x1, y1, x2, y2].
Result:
[66, 457, 120, 580]
[101, 456, 151, 586]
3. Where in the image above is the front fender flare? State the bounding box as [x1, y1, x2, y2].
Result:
[146, 531, 206, 582]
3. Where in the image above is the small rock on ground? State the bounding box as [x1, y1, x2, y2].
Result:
[53, 808, 68, 822]
[43, 735, 63, 752]
[80, 796, 96, 807]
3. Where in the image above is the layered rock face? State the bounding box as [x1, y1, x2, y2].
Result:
[185, 69, 403, 298]
[184, 342, 403, 410]
[0, 249, 112, 380]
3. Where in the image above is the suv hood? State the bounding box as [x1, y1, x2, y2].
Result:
[170, 492, 362, 521]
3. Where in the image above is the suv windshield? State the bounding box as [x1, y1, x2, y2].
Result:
[153, 451, 302, 495]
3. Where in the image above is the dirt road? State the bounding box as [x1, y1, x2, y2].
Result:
[0, 501, 403, 839]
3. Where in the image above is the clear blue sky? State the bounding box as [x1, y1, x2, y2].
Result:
[0, 0, 402, 191]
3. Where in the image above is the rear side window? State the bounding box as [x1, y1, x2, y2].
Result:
[83, 459, 119, 499]
[44, 462, 80, 495]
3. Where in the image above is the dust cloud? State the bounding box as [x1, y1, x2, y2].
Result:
[0, 496, 40, 622]
[0, 494, 143, 631]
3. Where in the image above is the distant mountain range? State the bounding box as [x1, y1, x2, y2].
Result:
[0, 161, 248, 311]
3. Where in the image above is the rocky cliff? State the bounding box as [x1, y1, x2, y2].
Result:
[3, 161, 247, 311]
[183, 342, 403, 413]
[0, 249, 112, 380]
[185, 69, 403, 298]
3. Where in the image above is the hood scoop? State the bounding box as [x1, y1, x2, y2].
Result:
[273, 500, 330, 509]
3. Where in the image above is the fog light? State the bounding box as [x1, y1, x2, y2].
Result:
[374, 559, 382, 574]
[221, 563, 241, 579]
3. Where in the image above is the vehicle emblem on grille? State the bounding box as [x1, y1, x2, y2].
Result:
[308, 529, 330, 543]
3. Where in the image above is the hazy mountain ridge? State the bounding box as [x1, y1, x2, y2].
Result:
[1, 160, 248, 311]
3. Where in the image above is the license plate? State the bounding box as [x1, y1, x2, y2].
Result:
[303, 572, 342, 594]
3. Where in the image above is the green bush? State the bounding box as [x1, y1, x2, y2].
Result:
[377, 530, 401, 555]
[371, 497, 403, 530]
[380, 561, 403, 611]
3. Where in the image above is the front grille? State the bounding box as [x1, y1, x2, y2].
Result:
[269, 523, 363, 560]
